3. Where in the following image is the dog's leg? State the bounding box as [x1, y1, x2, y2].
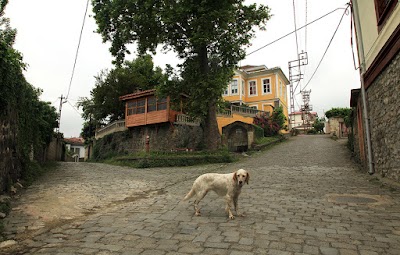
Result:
[194, 191, 208, 216]
[233, 195, 245, 217]
[225, 196, 235, 219]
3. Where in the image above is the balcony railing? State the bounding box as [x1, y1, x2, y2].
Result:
[218, 105, 266, 117]
[174, 114, 201, 126]
[95, 120, 127, 140]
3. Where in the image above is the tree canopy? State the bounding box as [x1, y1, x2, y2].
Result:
[77, 55, 166, 142]
[92, 0, 271, 150]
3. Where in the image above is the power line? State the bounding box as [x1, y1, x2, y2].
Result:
[66, 100, 82, 116]
[65, 0, 90, 100]
[303, 0, 308, 83]
[300, 4, 350, 93]
[247, 6, 348, 56]
[292, 0, 300, 57]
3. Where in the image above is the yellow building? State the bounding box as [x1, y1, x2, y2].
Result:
[218, 65, 290, 132]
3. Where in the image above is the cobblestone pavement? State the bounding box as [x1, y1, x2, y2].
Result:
[2, 135, 400, 254]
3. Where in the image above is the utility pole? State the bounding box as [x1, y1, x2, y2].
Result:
[56, 94, 67, 134]
[288, 51, 308, 130]
[300, 90, 312, 132]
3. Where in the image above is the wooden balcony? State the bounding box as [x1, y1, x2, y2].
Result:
[120, 89, 184, 128]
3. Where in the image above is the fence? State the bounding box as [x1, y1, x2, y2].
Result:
[175, 114, 201, 126]
[95, 120, 127, 139]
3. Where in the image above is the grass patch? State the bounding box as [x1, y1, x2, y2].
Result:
[104, 150, 235, 168]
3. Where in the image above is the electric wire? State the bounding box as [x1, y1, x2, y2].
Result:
[300, 4, 350, 93]
[246, 6, 348, 56]
[303, 0, 308, 83]
[292, 0, 300, 57]
[65, 0, 90, 100]
[67, 100, 82, 116]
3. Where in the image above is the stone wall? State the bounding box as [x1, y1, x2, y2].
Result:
[0, 108, 21, 192]
[93, 123, 203, 159]
[364, 51, 400, 181]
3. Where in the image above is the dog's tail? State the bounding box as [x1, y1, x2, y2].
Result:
[183, 188, 195, 201]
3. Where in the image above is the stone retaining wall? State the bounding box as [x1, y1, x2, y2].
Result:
[0, 108, 21, 192]
[93, 123, 203, 159]
[366, 51, 400, 181]
[352, 51, 400, 181]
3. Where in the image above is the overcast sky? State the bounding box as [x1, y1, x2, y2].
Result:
[5, 0, 360, 138]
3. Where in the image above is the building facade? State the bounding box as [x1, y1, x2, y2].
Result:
[222, 65, 290, 127]
[351, 0, 399, 180]
[289, 111, 318, 131]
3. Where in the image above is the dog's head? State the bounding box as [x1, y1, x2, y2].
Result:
[233, 169, 250, 187]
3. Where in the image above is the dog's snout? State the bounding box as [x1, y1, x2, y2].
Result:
[239, 181, 243, 184]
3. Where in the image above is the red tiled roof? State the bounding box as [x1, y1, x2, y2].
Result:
[64, 137, 84, 146]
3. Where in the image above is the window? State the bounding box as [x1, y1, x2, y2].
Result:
[127, 101, 137, 115]
[223, 85, 229, 96]
[73, 147, 80, 156]
[147, 96, 156, 112]
[126, 98, 147, 115]
[157, 97, 167, 110]
[249, 81, 257, 96]
[262, 79, 271, 94]
[374, 0, 396, 31]
[231, 80, 238, 95]
[148, 96, 167, 112]
[137, 99, 145, 114]
[241, 80, 245, 95]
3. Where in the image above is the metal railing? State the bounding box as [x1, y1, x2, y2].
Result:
[175, 114, 201, 126]
[95, 120, 127, 139]
[218, 105, 266, 117]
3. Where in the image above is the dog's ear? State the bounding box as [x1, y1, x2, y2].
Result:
[233, 171, 237, 182]
[245, 172, 250, 185]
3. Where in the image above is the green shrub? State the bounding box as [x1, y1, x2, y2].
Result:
[108, 150, 234, 168]
[307, 129, 317, 134]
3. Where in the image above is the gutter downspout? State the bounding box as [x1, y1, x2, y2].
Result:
[351, 0, 374, 175]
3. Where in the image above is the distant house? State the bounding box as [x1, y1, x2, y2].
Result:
[350, 0, 399, 179]
[325, 117, 348, 138]
[119, 89, 189, 128]
[116, 89, 203, 152]
[220, 65, 290, 132]
[289, 111, 318, 131]
[64, 137, 85, 162]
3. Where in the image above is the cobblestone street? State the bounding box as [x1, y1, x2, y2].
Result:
[2, 135, 400, 254]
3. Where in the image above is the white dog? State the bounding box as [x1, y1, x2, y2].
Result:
[183, 169, 250, 219]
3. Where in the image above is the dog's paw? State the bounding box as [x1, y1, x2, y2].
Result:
[238, 213, 246, 217]
[195, 212, 201, 216]
[229, 215, 235, 220]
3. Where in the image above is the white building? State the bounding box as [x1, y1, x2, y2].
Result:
[289, 111, 318, 130]
[64, 137, 85, 161]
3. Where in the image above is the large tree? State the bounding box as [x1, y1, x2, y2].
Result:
[78, 55, 166, 142]
[78, 55, 166, 125]
[92, 0, 271, 150]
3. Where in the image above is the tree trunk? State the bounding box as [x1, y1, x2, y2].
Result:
[198, 44, 221, 151]
[204, 100, 221, 150]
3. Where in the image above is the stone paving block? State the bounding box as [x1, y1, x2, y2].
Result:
[202, 248, 230, 255]
[339, 249, 359, 255]
[302, 245, 319, 255]
[267, 249, 292, 255]
[320, 247, 339, 255]
[229, 251, 254, 255]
